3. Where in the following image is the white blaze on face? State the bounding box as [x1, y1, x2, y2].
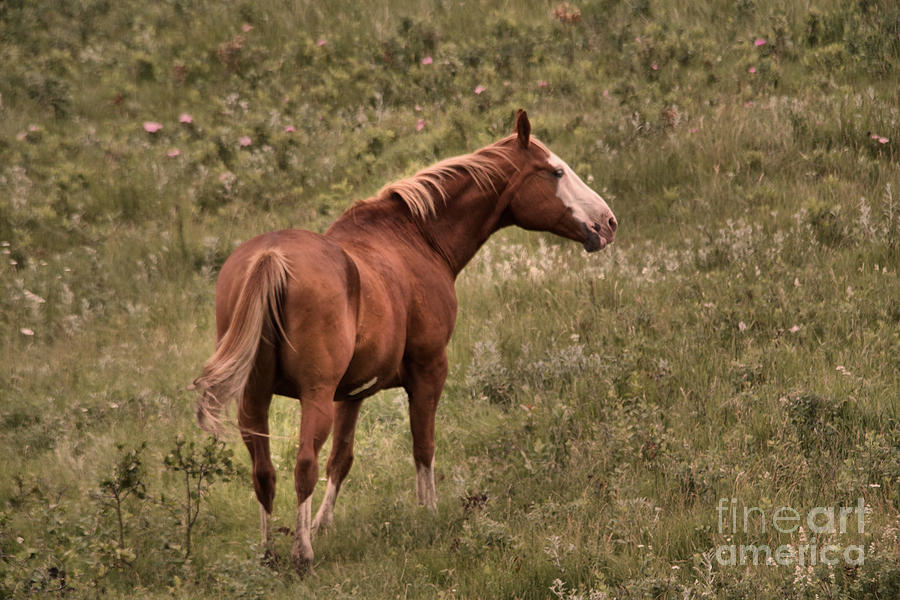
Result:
[548, 151, 612, 229]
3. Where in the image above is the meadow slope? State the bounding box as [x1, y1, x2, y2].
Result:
[1, 0, 899, 598]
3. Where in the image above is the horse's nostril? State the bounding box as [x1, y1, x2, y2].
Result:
[608, 216, 618, 232]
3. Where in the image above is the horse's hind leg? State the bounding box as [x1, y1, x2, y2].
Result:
[238, 351, 277, 555]
[291, 388, 335, 573]
[312, 396, 363, 534]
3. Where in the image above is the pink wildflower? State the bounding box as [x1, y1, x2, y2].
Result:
[749, 66, 757, 74]
[538, 80, 549, 88]
[416, 119, 426, 132]
[242, 23, 253, 33]
[754, 38, 767, 47]
[284, 125, 295, 133]
[421, 56, 433, 65]
[651, 63, 658, 70]
[179, 113, 193, 124]
[474, 85, 486, 95]
[316, 38, 326, 47]
[238, 136, 252, 147]
[167, 148, 181, 158]
[143, 121, 163, 133]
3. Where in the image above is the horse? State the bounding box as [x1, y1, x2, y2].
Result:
[192, 110, 617, 572]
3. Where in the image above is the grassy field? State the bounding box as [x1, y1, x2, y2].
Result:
[2, 0, 899, 597]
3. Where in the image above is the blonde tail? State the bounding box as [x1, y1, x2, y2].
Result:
[193, 248, 291, 435]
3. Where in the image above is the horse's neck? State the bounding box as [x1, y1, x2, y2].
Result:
[414, 171, 512, 277]
[327, 169, 512, 276]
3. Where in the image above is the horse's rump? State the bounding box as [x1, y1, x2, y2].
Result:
[193, 245, 293, 434]
[193, 230, 363, 434]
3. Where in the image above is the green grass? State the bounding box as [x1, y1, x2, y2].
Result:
[2, 0, 900, 597]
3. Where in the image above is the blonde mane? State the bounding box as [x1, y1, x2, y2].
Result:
[365, 135, 547, 219]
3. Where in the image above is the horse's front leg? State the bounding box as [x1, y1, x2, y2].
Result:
[292, 388, 334, 573]
[403, 353, 448, 510]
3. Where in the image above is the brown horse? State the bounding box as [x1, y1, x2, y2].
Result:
[193, 110, 616, 572]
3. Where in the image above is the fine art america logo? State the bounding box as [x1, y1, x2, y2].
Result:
[714, 497, 867, 567]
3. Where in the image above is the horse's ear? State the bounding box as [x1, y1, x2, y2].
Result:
[515, 109, 530, 149]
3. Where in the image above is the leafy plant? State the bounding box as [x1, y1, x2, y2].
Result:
[163, 435, 239, 557]
[98, 442, 147, 549]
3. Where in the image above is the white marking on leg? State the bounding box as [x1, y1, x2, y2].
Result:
[348, 377, 378, 396]
[312, 477, 338, 535]
[416, 457, 437, 510]
[292, 495, 314, 568]
[259, 502, 269, 547]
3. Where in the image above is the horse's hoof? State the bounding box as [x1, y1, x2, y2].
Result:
[261, 547, 278, 569]
[311, 517, 332, 538]
[291, 553, 313, 575]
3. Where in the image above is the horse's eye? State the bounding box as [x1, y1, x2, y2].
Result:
[552, 168, 564, 178]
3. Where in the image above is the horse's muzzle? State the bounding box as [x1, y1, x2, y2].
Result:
[581, 221, 614, 252]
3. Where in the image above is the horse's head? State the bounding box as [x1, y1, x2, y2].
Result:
[502, 110, 617, 252]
